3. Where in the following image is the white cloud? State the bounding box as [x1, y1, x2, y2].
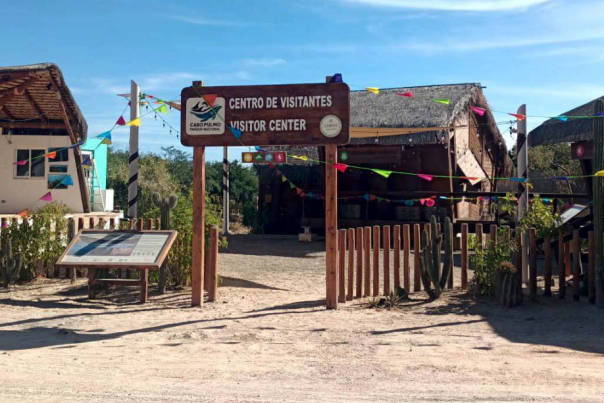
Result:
[170, 15, 247, 27]
[340, 0, 552, 12]
[243, 58, 287, 67]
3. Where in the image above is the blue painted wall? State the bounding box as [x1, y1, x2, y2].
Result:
[82, 139, 107, 190]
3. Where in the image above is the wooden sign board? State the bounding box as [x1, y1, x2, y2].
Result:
[56, 230, 177, 270]
[241, 151, 286, 163]
[180, 83, 350, 147]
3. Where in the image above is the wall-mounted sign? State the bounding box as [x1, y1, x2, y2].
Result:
[571, 141, 593, 160]
[242, 151, 287, 164]
[180, 83, 350, 147]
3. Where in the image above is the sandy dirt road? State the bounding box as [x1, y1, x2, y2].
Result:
[1, 235, 603, 402]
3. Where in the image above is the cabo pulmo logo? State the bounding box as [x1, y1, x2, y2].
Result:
[186, 97, 226, 135]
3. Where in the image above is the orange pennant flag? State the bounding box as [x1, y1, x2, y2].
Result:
[18, 209, 29, 217]
[204, 94, 218, 107]
[509, 113, 526, 121]
[46, 151, 57, 159]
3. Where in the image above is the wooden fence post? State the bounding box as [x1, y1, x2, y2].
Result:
[565, 241, 571, 276]
[447, 221, 453, 289]
[325, 144, 338, 309]
[137, 219, 144, 231]
[383, 225, 391, 296]
[544, 237, 552, 297]
[338, 229, 346, 303]
[372, 225, 380, 296]
[573, 230, 581, 301]
[347, 228, 355, 301]
[489, 224, 498, 248]
[68, 218, 76, 283]
[529, 228, 537, 299]
[356, 227, 363, 298]
[413, 224, 421, 292]
[393, 225, 401, 290]
[461, 223, 468, 290]
[147, 218, 154, 230]
[208, 226, 219, 302]
[363, 227, 371, 297]
[191, 146, 206, 307]
[403, 224, 410, 292]
[109, 217, 116, 229]
[476, 223, 483, 249]
[89, 217, 95, 229]
[588, 232, 595, 304]
[559, 233, 566, 299]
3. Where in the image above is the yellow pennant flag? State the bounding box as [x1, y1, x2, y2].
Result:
[595, 170, 604, 176]
[281, 176, 288, 183]
[373, 169, 392, 178]
[126, 118, 141, 127]
[366, 87, 380, 94]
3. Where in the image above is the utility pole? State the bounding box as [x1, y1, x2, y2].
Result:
[223, 147, 230, 234]
[128, 80, 140, 218]
[593, 99, 604, 307]
[516, 104, 529, 284]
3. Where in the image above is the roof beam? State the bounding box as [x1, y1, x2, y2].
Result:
[23, 89, 47, 122]
[0, 76, 38, 97]
[0, 105, 16, 121]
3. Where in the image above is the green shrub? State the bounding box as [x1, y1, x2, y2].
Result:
[470, 229, 518, 297]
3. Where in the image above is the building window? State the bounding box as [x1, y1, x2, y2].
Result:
[48, 147, 69, 162]
[14, 149, 45, 179]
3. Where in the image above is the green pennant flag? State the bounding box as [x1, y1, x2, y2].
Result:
[434, 99, 450, 105]
[373, 169, 392, 178]
[157, 104, 169, 114]
[290, 182, 297, 189]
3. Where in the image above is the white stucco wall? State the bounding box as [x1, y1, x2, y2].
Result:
[0, 135, 85, 214]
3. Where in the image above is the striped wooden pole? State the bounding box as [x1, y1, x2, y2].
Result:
[338, 229, 346, 303]
[128, 80, 140, 219]
[403, 224, 410, 291]
[516, 104, 529, 284]
[413, 224, 421, 292]
[223, 147, 230, 234]
[393, 225, 401, 290]
[347, 228, 355, 301]
[363, 227, 371, 297]
[356, 227, 363, 298]
[372, 226, 380, 296]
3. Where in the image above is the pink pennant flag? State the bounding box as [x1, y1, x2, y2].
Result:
[471, 106, 486, 116]
[268, 163, 275, 169]
[417, 174, 434, 181]
[13, 160, 27, 166]
[204, 94, 218, 107]
[40, 192, 53, 202]
[116, 116, 126, 126]
[397, 92, 413, 97]
[420, 199, 426, 206]
[426, 199, 435, 207]
[333, 163, 348, 173]
[509, 113, 526, 121]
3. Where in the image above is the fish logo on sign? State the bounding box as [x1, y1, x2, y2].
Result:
[186, 97, 226, 136]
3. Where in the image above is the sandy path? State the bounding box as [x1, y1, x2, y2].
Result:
[1, 235, 603, 403]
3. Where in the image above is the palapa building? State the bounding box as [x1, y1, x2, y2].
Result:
[256, 83, 513, 234]
[0, 63, 113, 215]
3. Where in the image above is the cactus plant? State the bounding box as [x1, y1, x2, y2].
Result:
[418, 215, 453, 299]
[0, 238, 22, 288]
[496, 262, 523, 308]
[152, 192, 178, 294]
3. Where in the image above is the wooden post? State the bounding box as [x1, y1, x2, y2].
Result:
[565, 241, 571, 276]
[413, 224, 421, 292]
[559, 233, 566, 299]
[140, 269, 148, 303]
[88, 268, 97, 299]
[383, 225, 391, 296]
[588, 232, 595, 304]
[393, 225, 401, 290]
[109, 217, 116, 229]
[338, 229, 346, 303]
[89, 217, 95, 229]
[476, 223, 483, 249]
[516, 104, 529, 284]
[67, 218, 76, 283]
[572, 230, 581, 301]
[489, 224, 498, 248]
[325, 144, 338, 309]
[137, 218, 144, 231]
[447, 223, 454, 289]
[347, 228, 355, 301]
[191, 146, 206, 307]
[403, 224, 410, 291]
[461, 223, 468, 290]
[363, 226, 371, 297]
[147, 218, 154, 230]
[544, 237, 552, 297]
[372, 225, 380, 296]
[356, 227, 363, 298]
[529, 228, 537, 299]
[208, 226, 219, 302]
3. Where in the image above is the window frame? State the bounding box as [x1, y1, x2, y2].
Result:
[13, 149, 46, 180]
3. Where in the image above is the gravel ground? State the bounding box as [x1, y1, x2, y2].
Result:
[0, 234, 603, 403]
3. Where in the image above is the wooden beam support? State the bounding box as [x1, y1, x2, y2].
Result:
[0, 76, 38, 98]
[0, 120, 66, 130]
[192, 146, 206, 307]
[0, 105, 16, 120]
[23, 89, 47, 122]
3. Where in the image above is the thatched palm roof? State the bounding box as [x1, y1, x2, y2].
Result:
[529, 96, 604, 147]
[0, 63, 87, 140]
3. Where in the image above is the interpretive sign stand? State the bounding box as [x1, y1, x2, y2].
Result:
[56, 230, 177, 303]
[181, 78, 350, 309]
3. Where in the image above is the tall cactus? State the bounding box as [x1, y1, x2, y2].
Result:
[152, 192, 178, 294]
[418, 215, 453, 299]
[0, 238, 22, 288]
[594, 99, 604, 307]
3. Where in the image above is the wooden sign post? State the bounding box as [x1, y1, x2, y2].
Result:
[181, 79, 350, 308]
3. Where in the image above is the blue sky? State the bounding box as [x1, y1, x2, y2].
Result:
[3, 0, 604, 161]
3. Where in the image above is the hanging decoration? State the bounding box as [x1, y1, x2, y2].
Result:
[471, 106, 486, 116]
[125, 118, 141, 127]
[366, 87, 380, 94]
[40, 192, 53, 202]
[116, 116, 126, 126]
[397, 92, 413, 97]
[434, 99, 451, 105]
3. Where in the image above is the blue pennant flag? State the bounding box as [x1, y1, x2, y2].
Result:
[362, 194, 370, 201]
[595, 112, 604, 116]
[492, 196, 498, 201]
[554, 116, 568, 122]
[405, 200, 414, 206]
[60, 175, 74, 186]
[543, 198, 551, 202]
[329, 73, 343, 83]
[552, 176, 570, 181]
[82, 157, 92, 167]
[255, 146, 263, 151]
[439, 196, 447, 200]
[509, 177, 527, 183]
[69, 141, 85, 149]
[97, 131, 112, 140]
[229, 126, 242, 139]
